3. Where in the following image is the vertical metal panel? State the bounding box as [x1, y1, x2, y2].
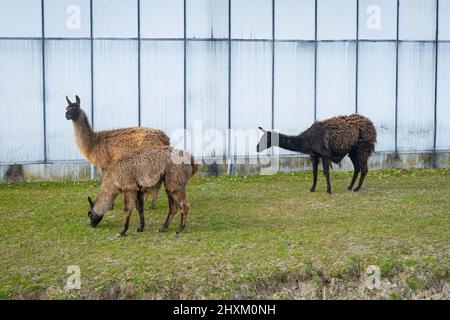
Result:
[433, 1, 438, 154]
[42, 0, 47, 161]
[355, 0, 359, 114]
[186, 0, 229, 38]
[137, 0, 142, 126]
[93, 0, 138, 38]
[275, 0, 315, 40]
[313, 0, 318, 121]
[439, 0, 450, 40]
[230, 41, 272, 156]
[395, 0, 400, 152]
[140, 41, 184, 141]
[44, 0, 90, 38]
[0, 0, 42, 37]
[358, 42, 397, 152]
[317, 0, 356, 40]
[183, 0, 187, 144]
[141, 0, 184, 38]
[0, 40, 44, 163]
[399, 0, 436, 40]
[231, 0, 272, 39]
[397, 42, 435, 151]
[316, 42, 356, 120]
[436, 43, 450, 150]
[227, 0, 231, 157]
[45, 40, 91, 161]
[271, 0, 275, 130]
[93, 40, 139, 130]
[186, 41, 228, 157]
[274, 42, 315, 155]
[358, 0, 397, 40]
[89, 0, 94, 129]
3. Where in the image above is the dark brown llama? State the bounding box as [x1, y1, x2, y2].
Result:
[65, 95, 170, 209]
[256, 114, 377, 194]
[87, 147, 198, 235]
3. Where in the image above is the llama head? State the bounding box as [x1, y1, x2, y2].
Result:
[87, 196, 103, 228]
[256, 127, 272, 152]
[65, 95, 81, 120]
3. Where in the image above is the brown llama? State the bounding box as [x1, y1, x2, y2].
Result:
[256, 114, 377, 194]
[87, 147, 198, 235]
[65, 95, 170, 209]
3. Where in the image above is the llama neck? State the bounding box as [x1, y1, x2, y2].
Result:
[72, 110, 94, 158]
[93, 184, 119, 216]
[277, 133, 311, 154]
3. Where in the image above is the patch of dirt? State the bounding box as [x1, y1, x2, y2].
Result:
[10, 272, 449, 300]
[232, 273, 450, 300]
[4, 165, 24, 183]
[103, 283, 137, 300]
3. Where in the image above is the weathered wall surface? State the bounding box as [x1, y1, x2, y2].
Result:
[1, 1, 449, 182]
[1, 152, 449, 183]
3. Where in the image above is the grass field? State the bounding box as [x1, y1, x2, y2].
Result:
[0, 168, 449, 299]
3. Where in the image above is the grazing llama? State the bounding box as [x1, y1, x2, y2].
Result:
[65, 95, 170, 208]
[256, 114, 377, 194]
[87, 147, 198, 235]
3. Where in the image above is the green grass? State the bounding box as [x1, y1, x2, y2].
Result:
[0, 168, 449, 299]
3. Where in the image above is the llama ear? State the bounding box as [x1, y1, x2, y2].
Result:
[88, 196, 94, 208]
[258, 127, 266, 133]
[66, 96, 72, 105]
[75, 95, 81, 105]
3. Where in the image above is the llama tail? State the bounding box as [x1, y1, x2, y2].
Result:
[191, 155, 199, 176]
[359, 120, 377, 146]
[329, 162, 342, 170]
[367, 142, 375, 156]
[358, 141, 375, 157]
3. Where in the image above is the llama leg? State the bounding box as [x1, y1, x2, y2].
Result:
[310, 155, 319, 192]
[135, 190, 145, 232]
[159, 192, 178, 232]
[101, 168, 116, 210]
[149, 182, 161, 210]
[175, 192, 190, 234]
[120, 191, 135, 236]
[354, 154, 368, 192]
[143, 192, 150, 209]
[322, 158, 332, 194]
[145, 183, 160, 210]
[144, 190, 155, 210]
[347, 150, 360, 191]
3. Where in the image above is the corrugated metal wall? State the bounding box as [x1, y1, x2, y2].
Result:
[0, 0, 449, 165]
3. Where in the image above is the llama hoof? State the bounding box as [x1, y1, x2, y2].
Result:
[347, 186, 353, 191]
[353, 188, 361, 192]
[119, 232, 127, 237]
[310, 188, 315, 192]
[136, 227, 144, 232]
[176, 228, 185, 234]
[326, 190, 332, 194]
[158, 227, 168, 233]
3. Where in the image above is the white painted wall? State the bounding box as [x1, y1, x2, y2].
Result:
[0, 0, 449, 164]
